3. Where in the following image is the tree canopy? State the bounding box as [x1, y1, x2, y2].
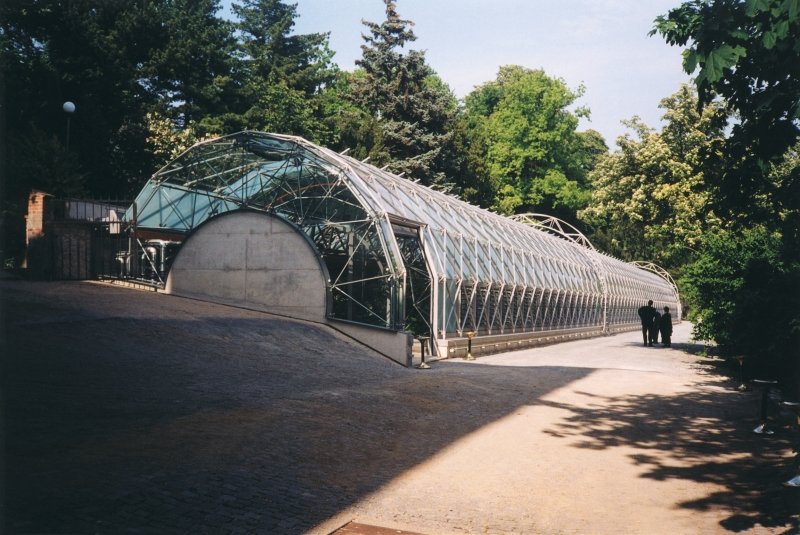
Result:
[653, 0, 800, 392]
[652, 0, 800, 250]
[579, 85, 727, 268]
[2, 0, 169, 196]
[462, 66, 603, 220]
[653, 0, 799, 162]
[346, 0, 457, 185]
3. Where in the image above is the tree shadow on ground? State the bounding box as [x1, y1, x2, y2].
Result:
[2, 281, 591, 534]
[4, 281, 799, 534]
[540, 360, 800, 533]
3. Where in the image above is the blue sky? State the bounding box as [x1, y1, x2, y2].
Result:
[226, 1, 692, 147]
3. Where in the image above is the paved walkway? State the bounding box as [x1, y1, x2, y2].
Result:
[2, 280, 798, 534]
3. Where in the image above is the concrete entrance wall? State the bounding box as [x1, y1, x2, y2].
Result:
[166, 211, 327, 322]
[166, 210, 412, 366]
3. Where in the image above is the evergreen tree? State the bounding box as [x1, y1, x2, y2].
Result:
[145, 0, 239, 128]
[349, 0, 456, 185]
[234, 0, 333, 93]
[229, 0, 336, 140]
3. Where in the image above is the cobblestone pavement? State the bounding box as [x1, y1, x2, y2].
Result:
[2, 280, 798, 534]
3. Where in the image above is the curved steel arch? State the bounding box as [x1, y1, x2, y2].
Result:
[510, 213, 596, 251]
[630, 261, 682, 319]
[629, 261, 678, 290]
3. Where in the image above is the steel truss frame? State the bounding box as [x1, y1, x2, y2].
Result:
[127, 132, 681, 351]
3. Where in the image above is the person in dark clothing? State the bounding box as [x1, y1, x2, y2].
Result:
[650, 308, 661, 345]
[660, 306, 673, 347]
[637, 300, 657, 346]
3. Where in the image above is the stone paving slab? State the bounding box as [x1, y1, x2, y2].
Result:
[2, 280, 798, 534]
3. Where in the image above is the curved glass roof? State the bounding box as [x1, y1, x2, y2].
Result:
[128, 131, 680, 339]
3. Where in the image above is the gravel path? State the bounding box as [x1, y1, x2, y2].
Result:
[2, 280, 798, 534]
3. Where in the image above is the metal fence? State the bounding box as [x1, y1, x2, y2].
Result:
[25, 195, 179, 287]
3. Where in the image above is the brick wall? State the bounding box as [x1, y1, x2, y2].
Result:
[23, 191, 54, 276]
[24, 191, 52, 244]
[24, 191, 95, 280]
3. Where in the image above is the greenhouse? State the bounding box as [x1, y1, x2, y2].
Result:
[127, 131, 680, 363]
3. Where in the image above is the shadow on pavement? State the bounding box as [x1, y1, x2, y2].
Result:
[3, 281, 798, 534]
[2, 281, 590, 534]
[540, 377, 800, 532]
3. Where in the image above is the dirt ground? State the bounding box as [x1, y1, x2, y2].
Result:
[2, 279, 799, 534]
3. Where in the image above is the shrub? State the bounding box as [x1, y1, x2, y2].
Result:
[680, 227, 800, 394]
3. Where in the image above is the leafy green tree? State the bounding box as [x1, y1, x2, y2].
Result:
[2, 0, 160, 196]
[579, 85, 727, 268]
[438, 113, 498, 208]
[1, 0, 247, 265]
[348, 0, 457, 185]
[653, 0, 799, 162]
[568, 129, 609, 187]
[462, 66, 601, 220]
[653, 1, 800, 398]
[324, 70, 382, 157]
[145, 112, 220, 167]
[680, 227, 800, 389]
[652, 0, 800, 251]
[1, 0, 242, 197]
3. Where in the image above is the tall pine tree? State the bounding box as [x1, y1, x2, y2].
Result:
[229, 0, 336, 140]
[349, 0, 455, 185]
[145, 0, 238, 128]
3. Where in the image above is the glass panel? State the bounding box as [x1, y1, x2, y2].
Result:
[325, 219, 392, 327]
[395, 231, 432, 336]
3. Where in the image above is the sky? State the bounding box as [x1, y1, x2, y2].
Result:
[227, 0, 692, 147]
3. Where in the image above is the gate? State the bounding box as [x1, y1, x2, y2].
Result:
[23, 191, 181, 286]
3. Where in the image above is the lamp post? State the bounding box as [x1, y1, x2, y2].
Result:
[62, 101, 76, 151]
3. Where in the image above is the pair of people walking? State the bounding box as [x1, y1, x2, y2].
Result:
[637, 300, 673, 347]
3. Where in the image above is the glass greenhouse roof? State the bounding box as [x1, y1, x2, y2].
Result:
[128, 131, 680, 339]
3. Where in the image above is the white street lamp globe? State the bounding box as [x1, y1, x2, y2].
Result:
[63, 101, 76, 114]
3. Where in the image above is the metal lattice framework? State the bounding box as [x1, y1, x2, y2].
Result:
[127, 131, 680, 352]
[630, 261, 682, 320]
[510, 213, 597, 250]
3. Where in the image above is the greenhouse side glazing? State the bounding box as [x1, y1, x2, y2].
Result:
[128, 131, 680, 350]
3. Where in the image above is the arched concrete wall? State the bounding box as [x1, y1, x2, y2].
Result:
[166, 210, 413, 366]
[166, 211, 327, 322]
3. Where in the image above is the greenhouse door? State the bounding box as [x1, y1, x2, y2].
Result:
[391, 220, 432, 339]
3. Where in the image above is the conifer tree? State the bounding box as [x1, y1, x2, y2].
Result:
[349, 0, 456, 185]
[146, 0, 238, 127]
[229, 0, 336, 140]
